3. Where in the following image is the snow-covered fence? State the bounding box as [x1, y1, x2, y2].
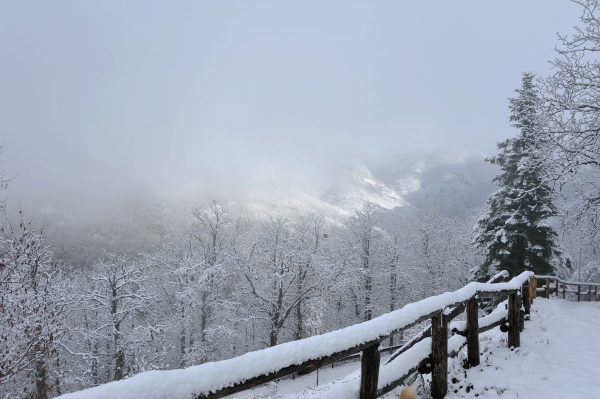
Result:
[304, 271, 511, 372]
[57, 271, 533, 399]
[533, 275, 600, 302]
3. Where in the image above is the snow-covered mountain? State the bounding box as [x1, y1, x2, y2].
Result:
[223, 150, 498, 223]
[320, 161, 409, 211]
[317, 150, 497, 217]
[365, 150, 498, 216]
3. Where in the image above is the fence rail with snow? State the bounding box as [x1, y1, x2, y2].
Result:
[61, 270, 551, 399]
[532, 275, 600, 302]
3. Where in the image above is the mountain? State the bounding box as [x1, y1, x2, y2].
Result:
[43, 149, 499, 269]
[320, 150, 498, 218]
[320, 161, 409, 212]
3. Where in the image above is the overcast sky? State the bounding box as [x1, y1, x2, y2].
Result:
[0, 0, 583, 209]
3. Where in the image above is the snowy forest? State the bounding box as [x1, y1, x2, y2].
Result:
[3, 0, 600, 398]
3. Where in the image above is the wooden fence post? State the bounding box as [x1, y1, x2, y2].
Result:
[466, 298, 479, 367]
[589, 285, 592, 302]
[555, 279, 559, 297]
[431, 312, 448, 399]
[359, 343, 380, 399]
[508, 293, 520, 348]
[528, 277, 535, 304]
[578, 285, 581, 302]
[595, 286, 598, 302]
[563, 283, 566, 299]
[522, 282, 530, 315]
[517, 292, 524, 332]
[546, 279, 550, 298]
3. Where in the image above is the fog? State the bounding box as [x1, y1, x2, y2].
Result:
[0, 1, 581, 211]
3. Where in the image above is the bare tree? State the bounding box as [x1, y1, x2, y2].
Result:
[344, 202, 382, 321]
[382, 232, 411, 345]
[0, 151, 10, 214]
[291, 214, 325, 340]
[85, 256, 155, 381]
[239, 216, 320, 347]
[0, 211, 66, 399]
[145, 201, 244, 365]
[540, 0, 600, 239]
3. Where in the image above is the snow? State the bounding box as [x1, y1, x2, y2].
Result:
[225, 297, 600, 399]
[56, 272, 532, 399]
[489, 270, 509, 282]
[447, 335, 467, 356]
[445, 298, 600, 398]
[59, 286, 599, 399]
[325, 338, 433, 399]
[450, 300, 508, 334]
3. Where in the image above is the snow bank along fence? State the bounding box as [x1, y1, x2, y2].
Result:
[60, 270, 556, 399]
[533, 275, 600, 302]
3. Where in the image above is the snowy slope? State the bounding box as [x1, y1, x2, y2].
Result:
[366, 151, 498, 217]
[320, 161, 409, 211]
[317, 150, 496, 216]
[446, 297, 600, 398]
[202, 151, 495, 224]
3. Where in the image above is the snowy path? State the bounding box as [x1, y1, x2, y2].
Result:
[445, 297, 600, 398]
[230, 298, 600, 399]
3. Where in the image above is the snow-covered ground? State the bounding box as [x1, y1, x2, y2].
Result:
[229, 297, 600, 399]
[223, 359, 364, 399]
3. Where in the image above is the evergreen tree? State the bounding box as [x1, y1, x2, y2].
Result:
[473, 73, 561, 280]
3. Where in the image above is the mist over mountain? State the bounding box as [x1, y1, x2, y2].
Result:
[35, 149, 498, 270]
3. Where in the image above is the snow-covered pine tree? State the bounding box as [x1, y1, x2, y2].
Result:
[474, 73, 561, 280]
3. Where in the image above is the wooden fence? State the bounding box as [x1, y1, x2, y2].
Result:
[60, 271, 597, 399]
[196, 271, 528, 399]
[533, 275, 600, 302]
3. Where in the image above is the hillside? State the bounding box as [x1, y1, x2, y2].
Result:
[40, 149, 498, 271]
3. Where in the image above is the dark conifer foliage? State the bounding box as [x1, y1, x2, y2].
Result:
[474, 73, 561, 280]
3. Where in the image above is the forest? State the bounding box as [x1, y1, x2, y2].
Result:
[3, 0, 600, 398]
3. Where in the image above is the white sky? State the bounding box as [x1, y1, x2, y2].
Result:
[0, 0, 583, 207]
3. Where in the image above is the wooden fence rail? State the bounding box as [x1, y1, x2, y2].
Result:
[197, 272, 519, 399]
[322, 272, 508, 370]
[528, 275, 600, 302]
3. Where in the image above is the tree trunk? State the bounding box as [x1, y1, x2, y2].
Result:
[269, 327, 279, 347]
[114, 319, 124, 381]
[364, 272, 372, 321]
[295, 300, 303, 340]
[389, 271, 397, 346]
[35, 358, 48, 399]
[114, 348, 125, 381]
[201, 291, 208, 343]
[269, 308, 281, 347]
[363, 237, 372, 322]
[295, 277, 304, 340]
[92, 342, 99, 386]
